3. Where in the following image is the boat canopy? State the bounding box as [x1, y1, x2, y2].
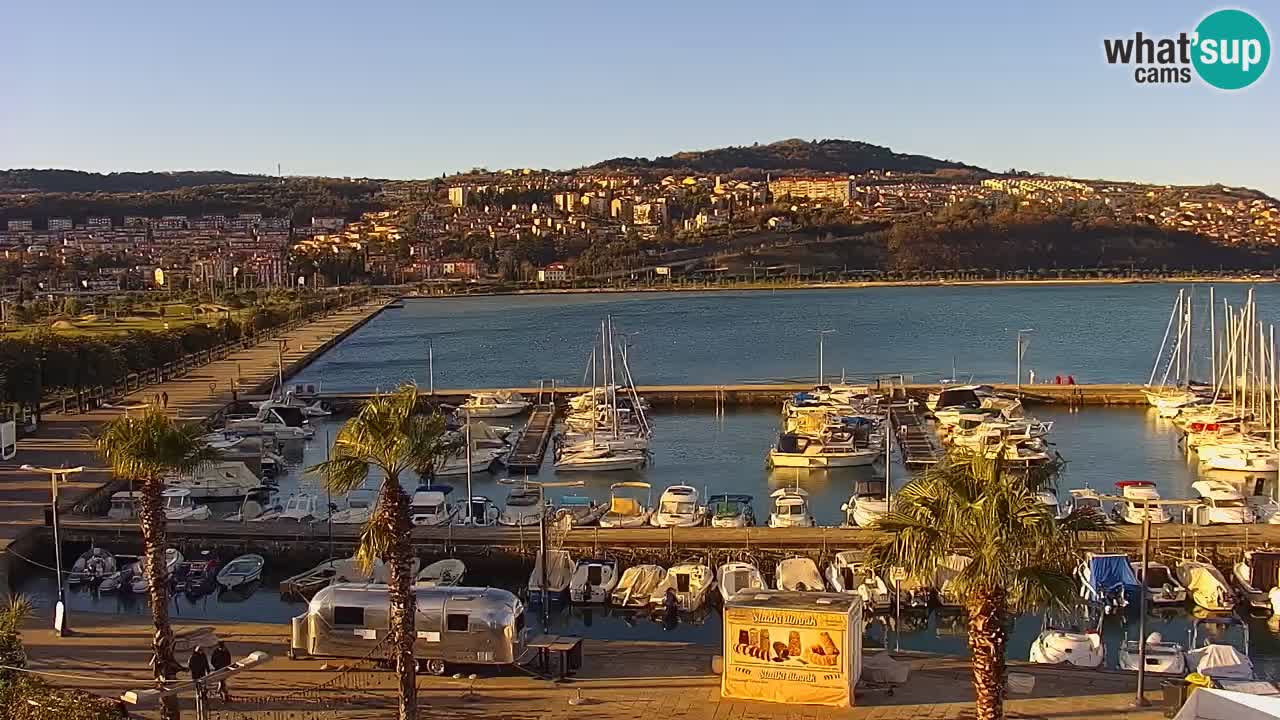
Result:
[1248, 552, 1280, 589]
[558, 494, 594, 507]
[1187, 644, 1254, 680]
[1185, 567, 1230, 600]
[1088, 554, 1140, 593]
[771, 487, 810, 497]
[708, 493, 752, 505]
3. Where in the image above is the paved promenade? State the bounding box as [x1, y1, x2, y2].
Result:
[19, 614, 1169, 720]
[0, 300, 386, 556]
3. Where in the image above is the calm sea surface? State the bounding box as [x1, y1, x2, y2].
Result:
[19, 284, 1280, 675]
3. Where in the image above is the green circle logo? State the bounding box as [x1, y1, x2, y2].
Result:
[1192, 9, 1270, 89]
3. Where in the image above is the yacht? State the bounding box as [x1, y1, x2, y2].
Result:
[554, 445, 647, 472]
[460, 391, 531, 418]
[1111, 482, 1171, 524]
[254, 391, 331, 418]
[1176, 560, 1237, 612]
[224, 405, 312, 441]
[553, 494, 605, 527]
[1117, 632, 1186, 674]
[650, 485, 705, 528]
[708, 494, 755, 527]
[1036, 490, 1069, 521]
[1190, 480, 1253, 525]
[569, 559, 619, 603]
[497, 485, 546, 527]
[328, 491, 375, 525]
[768, 487, 814, 528]
[165, 461, 265, 501]
[1232, 549, 1280, 612]
[933, 554, 972, 609]
[775, 557, 823, 592]
[842, 485, 890, 528]
[410, 485, 456, 527]
[1132, 560, 1187, 606]
[717, 561, 765, 602]
[610, 565, 666, 607]
[599, 482, 654, 528]
[1198, 443, 1280, 474]
[767, 429, 877, 469]
[825, 551, 892, 611]
[162, 488, 211, 521]
[277, 493, 324, 522]
[648, 563, 715, 611]
[435, 446, 505, 477]
[1064, 487, 1112, 522]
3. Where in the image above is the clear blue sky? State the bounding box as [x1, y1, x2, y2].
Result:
[3, 1, 1277, 193]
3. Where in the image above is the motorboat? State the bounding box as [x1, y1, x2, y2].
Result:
[277, 493, 324, 522]
[554, 445, 647, 472]
[1198, 444, 1280, 474]
[107, 491, 139, 521]
[888, 568, 932, 609]
[234, 499, 280, 522]
[569, 559, 619, 603]
[1078, 553, 1140, 614]
[599, 482, 653, 528]
[162, 488, 211, 521]
[165, 461, 265, 501]
[648, 563, 715, 611]
[68, 548, 116, 585]
[528, 549, 575, 600]
[1190, 480, 1254, 525]
[1177, 560, 1237, 612]
[1117, 632, 1187, 674]
[435, 446, 505, 477]
[1232, 550, 1280, 612]
[1028, 620, 1104, 668]
[416, 559, 466, 587]
[410, 485, 456, 527]
[224, 406, 312, 441]
[280, 555, 387, 597]
[1035, 490, 1069, 521]
[328, 491, 375, 525]
[261, 450, 288, 478]
[201, 431, 245, 450]
[610, 564, 666, 607]
[717, 561, 765, 602]
[708, 494, 755, 528]
[460, 391, 531, 418]
[842, 492, 890, 528]
[1112, 481, 1171, 524]
[553, 494, 605, 527]
[98, 563, 133, 593]
[934, 554, 972, 609]
[767, 430, 876, 469]
[825, 550, 892, 611]
[174, 551, 220, 595]
[128, 548, 183, 594]
[216, 554, 265, 590]
[1064, 487, 1112, 523]
[651, 485, 705, 528]
[768, 487, 814, 528]
[1186, 617, 1254, 680]
[1133, 560, 1187, 606]
[253, 391, 330, 418]
[775, 557, 823, 592]
[497, 485, 546, 527]
[456, 495, 501, 526]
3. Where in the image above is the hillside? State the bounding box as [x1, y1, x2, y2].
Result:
[591, 138, 988, 176]
[0, 169, 274, 194]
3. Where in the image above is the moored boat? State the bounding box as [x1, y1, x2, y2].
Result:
[610, 565, 666, 607]
[648, 563, 715, 611]
[216, 554, 265, 590]
[417, 559, 466, 587]
[569, 559, 618, 603]
[716, 561, 765, 602]
[774, 557, 823, 592]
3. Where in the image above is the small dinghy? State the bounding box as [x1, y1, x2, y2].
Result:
[416, 559, 466, 587]
[128, 548, 183, 593]
[610, 565, 666, 607]
[216, 554, 265, 590]
[1177, 560, 1237, 612]
[98, 564, 133, 593]
[174, 551, 220, 595]
[1133, 560, 1187, 606]
[1029, 614, 1104, 668]
[599, 482, 654, 528]
[554, 495, 605, 527]
[1117, 632, 1186, 675]
[68, 548, 116, 586]
[528, 549, 575, 601]
[775, 557, 823, 592]
[717, 561, 765, 603]
[648, 563, 715, 611]
[569, 559, 619, 603]
[498, 485, 546, 527]
[825, 550, 892, 611]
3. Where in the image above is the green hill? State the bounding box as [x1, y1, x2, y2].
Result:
[591, 138, 988, 175]
[0, 169, 274, 194]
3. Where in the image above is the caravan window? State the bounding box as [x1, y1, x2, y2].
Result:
[446, 613, 469, 631]
[333, 606, 364, 626]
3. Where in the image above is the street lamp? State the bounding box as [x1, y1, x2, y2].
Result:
[817, 329, 836, 385]
[1014, 328, 1035, 394]
[22, 464, 85, 636]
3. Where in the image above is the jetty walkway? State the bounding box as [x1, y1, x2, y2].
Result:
[22, 612, 1167, 719]
[0, 299, 388, 589]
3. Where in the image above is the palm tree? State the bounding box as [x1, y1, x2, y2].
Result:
[869, 455, 1105, 720]
[97, 408, 220, 720]
[308, 384, 449, 720]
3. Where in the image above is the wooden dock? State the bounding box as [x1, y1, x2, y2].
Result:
[889, 401, 944, 466]
[505, 403, 557, 474]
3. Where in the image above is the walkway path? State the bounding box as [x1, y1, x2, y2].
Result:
[0, 300, 386, 558]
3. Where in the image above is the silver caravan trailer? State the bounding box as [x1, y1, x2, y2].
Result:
[290, 583, 527, 675]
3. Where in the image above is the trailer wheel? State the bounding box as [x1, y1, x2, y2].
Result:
[424, 659, 447, 676]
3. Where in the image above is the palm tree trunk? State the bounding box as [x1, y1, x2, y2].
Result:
[966, 587, 1008, 720]
[138, 478, 181, 720]
[380, 480, 417, 720]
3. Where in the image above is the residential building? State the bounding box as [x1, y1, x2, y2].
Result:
[768, 176, 856, 205]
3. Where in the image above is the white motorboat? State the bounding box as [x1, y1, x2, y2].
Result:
[68, 548, 117, 585]
[708, 494, 755, 527]
[461, 391, 531, 418]
[1177, 560, 1237, 612]
[216, 554, 265, 590]
[328, 491, 375, 525]
[165, 461, 265, 501]
[456, 495, 501, 526]
[599, 482, 653, 528]
[277, 493, 323, 522]
[768, 487, 814, 528]
[717, 561, 765, 602]
[1117, 632, 1187, 674]
[650, 485, 705, 528]
[1190, 480, 1254, 525]
[934, 554, 972, 609]
[1036, 490, 1069, 520]
[528, 549, 575, 599]
[775, 557, 823, 592]
[253, 391, 330, 418]
[1112, 482, 1171, 524]
[1198, 444, 1280, 474]
[1029, 624, 1104, 668]
[498, 486, 546, 527]
[554, 445, 647, 472]
[610, 564, 666, 607]
[435, 446, 505, 477]
[1064, 487, 1112, 522]
[648, 563, 715, 611]
[107, 491, 139, 521]
[1133, 560, 1187, 606]
[1078, 552, 1140, 614]
[1186, 617, 1254, 680]
[416, 559, 466, 587]
[843, 494, 890, 528]
[162, 488, 211, 521]
[234, 498, 280, 522]
[569, 559, 619, 603]
[825, 550, 892, 611]
[128, 549, 183, 593]
[224, 406, 312, 441]
[410, 485, 456, 527]
[553, 495, 605, 527]
[1232, 550, 1280, 612]
[767, 431, 877, 469]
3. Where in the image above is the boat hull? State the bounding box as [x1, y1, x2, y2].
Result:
[768, 451, 875, 468]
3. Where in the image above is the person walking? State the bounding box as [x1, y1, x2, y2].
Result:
[189, 645, 210, 705]
[161, 391, 169, 409]
[210, 641, 232, 702]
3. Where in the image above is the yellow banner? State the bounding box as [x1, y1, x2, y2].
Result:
[721, 606, 851, 707]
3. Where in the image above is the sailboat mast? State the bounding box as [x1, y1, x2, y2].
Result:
[1185, 290, 1193, 384]
[1209, 287, 1217, 385]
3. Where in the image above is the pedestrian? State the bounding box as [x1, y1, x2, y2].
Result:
[1028, 369, 1035, 385]
[210, 640, 232, 702]
[189, 645, 210, 702]
[1067, 374, 1076, 385]
[1055, 375, 1062, 385]
[161, 391, 169, 409]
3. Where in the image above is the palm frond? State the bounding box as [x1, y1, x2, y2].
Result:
[96, 407, 220, 481]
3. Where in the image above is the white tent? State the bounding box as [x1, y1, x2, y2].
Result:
[1174, 688, 1280, 720]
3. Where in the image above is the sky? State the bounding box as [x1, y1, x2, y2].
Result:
[2, 0, 1278, 193]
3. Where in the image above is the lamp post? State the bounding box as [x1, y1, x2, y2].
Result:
[22, 464, 85, 636]
[1014, 328, 1035, 395]
[817, 329, 836, 385]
